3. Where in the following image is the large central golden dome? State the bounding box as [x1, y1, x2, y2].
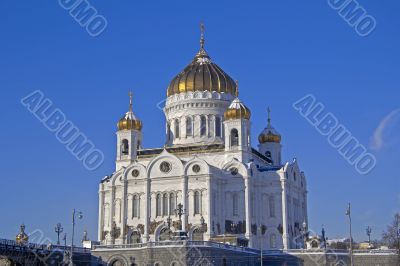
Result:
[167, 25, 237, 97]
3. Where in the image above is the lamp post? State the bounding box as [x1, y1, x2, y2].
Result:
[63, 233, 67, 248]
[55, 223, 63, 245]
[175, 203, 184, 231]
[259, 224, 266, 266]
[346, 203, 353, 266]
[397, 215, 400, 258]
[166, 215, 172, 229]
[70, 209, 83, 266]
[366, 226, 372, 246]
[302, 220, 307, 249]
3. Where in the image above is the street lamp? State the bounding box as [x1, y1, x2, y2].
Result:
[62, 233, 67, 248]
[166, 215, 172, 229]
[259, 224, 266, 266]
[366, 226, 372, 246]
[346, 203, 353, 266]
[55, 223, 64, 245]
[70, 209, 83, 265]
[174, 203, 185, 231]
[302, 220, 307, 249]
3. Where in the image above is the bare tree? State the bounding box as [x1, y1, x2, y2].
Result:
[382, 213, 400, 249]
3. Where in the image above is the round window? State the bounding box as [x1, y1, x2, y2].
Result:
[160, 161, 171, 173]
[192, 164, 201, 173]
[132, 169, 140, 177]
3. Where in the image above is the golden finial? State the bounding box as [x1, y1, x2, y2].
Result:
[267, 107, 271, 126]
[200, 22, 205, 49]
[128, 91, 133, 112]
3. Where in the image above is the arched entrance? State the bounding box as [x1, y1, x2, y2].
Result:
[128, 230, 141, 244]
[191, 227, 204, 241]
[111, 259, 125, 266]
[158, 227, 172, 241]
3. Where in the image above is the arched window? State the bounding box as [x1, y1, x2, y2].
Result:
[121, 139, 129, 155]
[156, 194, 161, 216]
[230, 129, 239, 147]
[200, 116, 206, 136]
[186, 117, 193, 136]
[270, 234, 277, 248]
[133, 195, 139, 218]
[162, 193, 168, 216]
[194, 191, 201, 214]
[215, 117, 222, 137]
[137, 140, 141, 150]
[232, 193, 239, 216]
[169, 193, 176, 215]
[167, 123, 171, 141]
[174, 119, 180, 138]
[269, 196, 275, 218]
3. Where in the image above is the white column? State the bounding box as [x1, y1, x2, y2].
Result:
[144, 179, 150, 242]
[98, 186, 104, 241]
[206, 177, 212, 239]
[281, 179, 289, 249]
[244, 176, 252, 247]
[121, 180, 127, 244]
[182, 176, 187, 231]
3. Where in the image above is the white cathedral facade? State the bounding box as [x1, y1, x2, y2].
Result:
[98, 28, 308, 250]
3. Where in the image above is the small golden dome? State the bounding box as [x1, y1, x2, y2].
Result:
[117, 92, 142, 131]
[258, 129, 281, 143]
[224, 98, 251, 120]
[258, 108, 281, 143]
[167, 23, 238, 97]
[16, 224, 29, 244]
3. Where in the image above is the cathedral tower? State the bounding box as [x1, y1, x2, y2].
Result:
[223, 91, 251, 152]
[115, 92, 142, 170]
[258, 108, 282, 165]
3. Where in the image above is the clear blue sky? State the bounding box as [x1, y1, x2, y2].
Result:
[0, 1, 399, 244]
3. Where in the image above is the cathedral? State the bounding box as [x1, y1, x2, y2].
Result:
[98, 25, 308, 251]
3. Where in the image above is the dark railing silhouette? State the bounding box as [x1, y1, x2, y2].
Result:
[0, 238, 90, 253]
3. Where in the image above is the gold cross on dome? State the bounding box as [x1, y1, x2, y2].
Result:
[200, 22, 205, 49]
[129, 91, 133, 112]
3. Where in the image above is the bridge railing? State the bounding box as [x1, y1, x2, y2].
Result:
[0, 238, 90, 253]
[262, 248, 399, 255]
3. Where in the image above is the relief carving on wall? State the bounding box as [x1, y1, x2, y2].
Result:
[278, 224, 283, 235]
[101, 230, 109, 240]
[251, 224, 257, 235]
[137, 224, 145, 234]
[172, 220, 182, 230]
[187, 223, 193, 231]
[149, 220, 163, 234]
[225, 220, 246, 234]
[261, 224, 267, 235]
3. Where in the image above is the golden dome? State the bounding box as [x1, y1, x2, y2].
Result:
[258, 108, 281, 143]
[16, 224, 29, 244]
[224, 98, 251, 120]
[117, 92, 142, 131]
[166, 24, 238, 97]
[258, 129, 281, 143]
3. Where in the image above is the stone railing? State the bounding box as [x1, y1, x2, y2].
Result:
[93, 240, 259, 254]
